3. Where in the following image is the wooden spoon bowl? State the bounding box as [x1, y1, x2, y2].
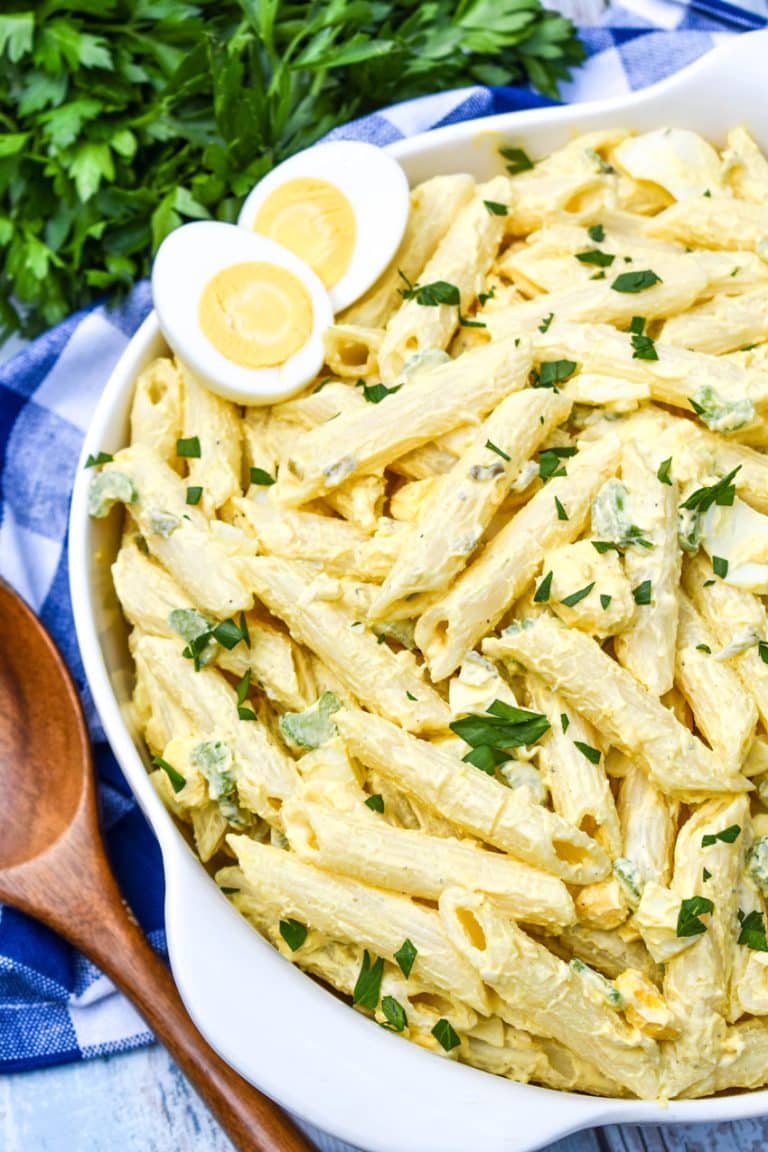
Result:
[0, 578, 314, 1152]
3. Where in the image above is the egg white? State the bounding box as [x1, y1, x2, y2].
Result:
[614, 129, 724, 201]
[237, 140, 410, 312]
[151, 221, 333, 405]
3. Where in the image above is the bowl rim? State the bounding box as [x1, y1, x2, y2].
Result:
[69, 29, 768, 1152]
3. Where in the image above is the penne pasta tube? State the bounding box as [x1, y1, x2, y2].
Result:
[129, 357, 183, 465]
[334, 707, 610, 884]
[178, 359, 241, 514]
[284, 797, 577, 931]
[242, 556, 450, 733]
[484, 613, 749, 798]
[648, 194, 768, 251]
[617, 762, 677, 892]
[339, 173, 476, 329]
[439, 888, 661, 1099]
[369, 389, 571, 617]
[613, 443, 681, 698]
[527, 675, 621, 855]
[228, 837, 490, 1014]
[662, 795, 749, 1098]
[415, 434, 622, 681]
[675, 591, 757, 771]
[322, 323, 382, 378]
[683, 552, 768, 729]
[662, 287, 768, 356]
[723, 126, 768, 204]
[378, 176, 512, 381]
[98, 444, 255, 617]
[271, 335, 532, 507]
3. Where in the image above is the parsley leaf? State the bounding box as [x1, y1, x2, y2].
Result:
[176, 436, 201, 458]
[554, 495, 568, 520]
[398, 273, 459, 307]
[738, 909, 768, 951]
[356, 380, 402, 404]
[538, 445, 576, 480]
[588, 224, 605, 242]
[152, 755, 186, 794]
[760, 641, 768, 665]
[560, 582, 594, 607]
[431, 1018, 461, 1051]
[631, 332, 658, 361]
[84, 451, 113, 468]
[353, 950, 384, 1010]
[677, 895, 714, 938]
[560, 713, 570, 732]
[250, 467, 276, 486]
[539, 312, 554, 333]
[365, 794, 384, 813]
[381, 996, 408, 1032]
[279, 919, 308, 952]
[713, 555, 729, 579]
[600, 593, 612, 609]
[483, 199, 508, 215]
[499, 146, 534, 174]
[633, 580, 652, 605]
[574, 741, 601, 764]
[450, 699, 550, 770]
[531, 359, 578, 389]
[657, 457, 673, 485]
[394, 938, 417, 978]
[681, 467, 741, 513]
[576, 248, 614, 267]
[186, 485, 203, 505]
[611, 270, 662, 293]
[533, 570, 553, 602]
[486, 440, 511, 462]
[702, 824, 741, 847]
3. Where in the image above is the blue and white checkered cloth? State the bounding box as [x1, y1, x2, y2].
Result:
[0, 0, 764, 1076]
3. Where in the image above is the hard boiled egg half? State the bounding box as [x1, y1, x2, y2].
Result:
[152, 221, 333, 404]
[238, 140, 410, 311]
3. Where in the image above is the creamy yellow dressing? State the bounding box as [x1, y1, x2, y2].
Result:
[253, 177, 356, 288]
[199, 261, 313, 367]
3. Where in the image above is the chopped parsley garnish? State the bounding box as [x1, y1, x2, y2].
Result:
[398, 272, 459, 306]
[394, 938, 417, 978]
[590, 270, 606, 280]
[250, 467, 276, 486]
[657, 457, 673, 485]
[500, 146, 533, 174]
[534, 570, 553, 602]
[630, 316, 646, 334]
[531, 359, 578, 389]
[576, 248, 614, 267]
[85, 451, 113, 468]
[760, 641, 768, 665]
[238, 706, 257, 721]
[681, 466, 741, 513]
[365, 794, 385, 813]
[696, 643, 711, 654]
[486, 440, 511, 462]
[212, 613, 250, 650]
[353, 950, 384, 1010]
[449, 699, 550, 774]
[279, 919, 308, 952]
[703, 867, 711, 882]
[676, 895, 714, 938]
[702, 824, 741, 847]
[555, 495, 568, 520]
[574, 740, 601, 764]
[176, 436, 201, 458]
[406, 690, 418, 701]
[560, 713, 570, 733]
[610, 269, 662, 293]
[539, 312, 554, 333]
[235, 669, 251, 706]
[381, 996, 408, 1032]
[600, 593, 612, 609]
[631, 331, 658, 361]
[220, 886, 240, 895]
[151, 755, 186, 794]
[484, 199, 508, 215]
[186, 485, 203, 505]
[356, 380, 402, 404]
[713, 555, 729, 579]
[738, 909, 768, 951]
[560, 582, 594, 607]
[431, 1018, 461, 1052]
[633, 580, 652, 605]
[538, 445, 576, 480]
[592, 541, 621, 554]
[478, 285, 496, 306]
[588, 224, 605, 242]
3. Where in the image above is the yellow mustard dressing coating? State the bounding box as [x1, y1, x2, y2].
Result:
[253, 177, 356, 288]
[199, 261, 313, 368]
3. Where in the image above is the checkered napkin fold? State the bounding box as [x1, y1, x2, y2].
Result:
[0, 0, 761, 1082]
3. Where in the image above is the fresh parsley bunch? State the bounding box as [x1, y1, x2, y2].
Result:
[0, 0, 584, 340]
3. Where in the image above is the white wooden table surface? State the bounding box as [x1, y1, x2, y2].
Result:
[5, 1, 767, 1147]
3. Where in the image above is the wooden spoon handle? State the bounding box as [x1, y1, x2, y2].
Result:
[52, 871, 315, 1152]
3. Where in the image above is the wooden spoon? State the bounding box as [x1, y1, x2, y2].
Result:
[0, 578, 315, 1152]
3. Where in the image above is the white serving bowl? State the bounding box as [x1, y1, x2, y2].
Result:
[69, 31, 768, 1152]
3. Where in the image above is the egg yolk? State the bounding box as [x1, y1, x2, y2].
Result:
[199, 261, 313, 369]
[252, 177, 356, 289]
